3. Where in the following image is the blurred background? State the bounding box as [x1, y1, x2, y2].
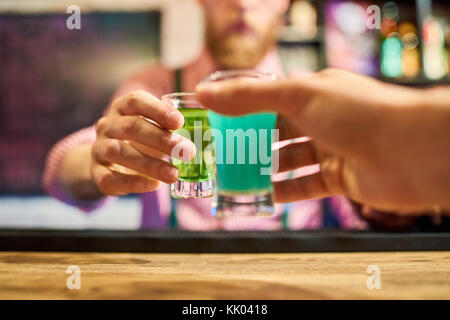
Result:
[0, 0, 449, 230]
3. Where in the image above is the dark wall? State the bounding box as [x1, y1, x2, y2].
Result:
[0, 12, 161, 194]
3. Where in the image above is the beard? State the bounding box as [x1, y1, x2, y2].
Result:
[206, 21, 279, 70]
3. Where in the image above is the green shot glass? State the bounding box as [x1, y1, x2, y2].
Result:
[162, 93, 215, 198]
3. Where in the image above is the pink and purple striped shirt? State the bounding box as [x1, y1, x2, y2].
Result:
[42, 48, 367, 230]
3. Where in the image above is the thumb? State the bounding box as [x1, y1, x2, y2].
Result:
[195, 78, 313, 117]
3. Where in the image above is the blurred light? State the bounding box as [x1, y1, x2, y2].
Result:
[402, 32, 419, 50]
[402, 30, 420, 78]
[381, 33, 403, 78]
[325, 1, 377, 75]
[423, 19, 444, 45]
[382, 2, 399, 22]
[398, 22, 417, 36]
[397, 23, 420, 79]
[381, 18, 397, 36]
[444, 25, 450, 46]
[289, 0, 317, 39]
[423, 18, 448, 79]
[446, 26, 450, 76]
[402, 48, 420, 78]
[335, 2, 366, 36]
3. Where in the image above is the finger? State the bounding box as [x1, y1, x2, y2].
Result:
[91, 163, 160, 195]
[277, 140, 317, 172]
[273, 172, 332, 203]
[195, 78, 311, 117]
[129, 141, 168, 160]
[112, 90, 184, 130]
[92, 138, 179, 184]
[105, 115, 196, 160]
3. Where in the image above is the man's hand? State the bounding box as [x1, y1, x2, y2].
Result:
[90, 90, 195, 196]
[196, 69, 450, 213]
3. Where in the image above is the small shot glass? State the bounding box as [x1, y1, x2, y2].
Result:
[162, 92, 215, 199]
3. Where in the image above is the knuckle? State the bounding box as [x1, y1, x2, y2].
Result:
[95, 117, 108, 134]
[126, 93, 139, 110]
[121, 116, 140, 136]
[109, 97, 122, 111]
[126, 90, 145, 109]
[104, 140, 121, 159]
[96, 171, 112, 191]
[91, 141, 103, 161]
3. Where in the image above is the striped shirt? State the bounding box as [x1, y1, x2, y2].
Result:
[42, 48, 367, 230]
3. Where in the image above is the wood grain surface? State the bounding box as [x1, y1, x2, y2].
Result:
[0, 251, 449, 299]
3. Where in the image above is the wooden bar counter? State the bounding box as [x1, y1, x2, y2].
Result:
[1, 251, 449, 299]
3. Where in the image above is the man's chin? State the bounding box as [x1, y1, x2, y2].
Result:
[216, 53, 261, 70]
[209, 38, 267, 70]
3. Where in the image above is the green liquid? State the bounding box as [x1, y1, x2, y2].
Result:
[173, 108, 215, 182]
[208, 111, 276, 193]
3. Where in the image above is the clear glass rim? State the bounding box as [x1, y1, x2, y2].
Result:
[161, 92, 204, 109]
[202, 69, 279, 83]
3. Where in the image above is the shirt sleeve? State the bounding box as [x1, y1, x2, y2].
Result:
[41, 125, 113, 213]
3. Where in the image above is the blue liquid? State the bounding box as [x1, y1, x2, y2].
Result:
[208, 111, 276, 194]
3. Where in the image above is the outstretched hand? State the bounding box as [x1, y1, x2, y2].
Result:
[196, 69, 450, 213]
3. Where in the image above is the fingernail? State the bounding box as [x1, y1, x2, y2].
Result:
[180, 140, 196, 161]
